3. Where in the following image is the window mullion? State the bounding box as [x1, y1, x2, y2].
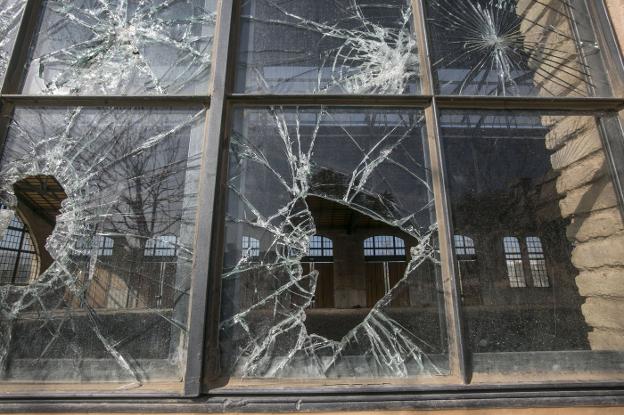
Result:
[182, 0, 235, 397]
[424, 99, 470, 384]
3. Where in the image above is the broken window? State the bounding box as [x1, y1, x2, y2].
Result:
[235, 0, 420, 94]
[0, 0, 26, 85]
[425, 0, 613, 96]
[0, 107, 204, 389]
[1, 0, 623, 400]
[219, 106, 447, 379]
[22, 0, 217, 95]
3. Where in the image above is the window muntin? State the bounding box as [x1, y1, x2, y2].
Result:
[425, 0, 614, 97]
[0, 107, 204, 387]
[363, 235, 406, 258]
[21, 0, 217, 95]
[441, 110, 624, 379]
[503, 236, 527, 288]
[0, 0, 26, 85]
[242, 235, 260, 258]
[144, 235, 178, 257]
[454, 235, 476, 256]
[235, 0, 420, 94]
[220, 107, 447, 379]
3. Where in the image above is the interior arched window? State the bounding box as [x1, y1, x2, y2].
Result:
[242, 235, 260, 258]
[454, 235, 476, 256]
[307, 235, 333, 258]
[0, 204, 39, 285]
[363, 235, 406, 258]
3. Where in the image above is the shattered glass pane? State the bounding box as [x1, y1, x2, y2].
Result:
[425, 0, 612, 96]
[235, 0, 420, 94]
[220, 107, 448, 379]
[0, 107, 204, 389]
[22, 0, 217, 95]
[442, 110, 624, 380]
[0, 0, 26, 86]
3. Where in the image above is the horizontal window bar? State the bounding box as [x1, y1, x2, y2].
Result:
[0, 95, 210, 107]
[435, 96, 624, 111]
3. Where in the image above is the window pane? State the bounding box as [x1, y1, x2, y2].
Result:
[235, 0, 421, 94]
[441, 110, 624, 380]
[22, 0, 217, 95]
[0, 0, 26, 85]
[425, 0, 613, 96]
[220, 107, 447, 380]
[0, 107, 204, 390]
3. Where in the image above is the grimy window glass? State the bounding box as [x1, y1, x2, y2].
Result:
[0, 107, 204, 390]
[235, 0, 420, 94]
[425, 0, 614, 97]
[21, 0, 217, 95]
[219, 107, 447, 379]
[441, 110, 624, 381]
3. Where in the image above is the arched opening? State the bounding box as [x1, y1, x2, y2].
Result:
[0, 175, 67, 284]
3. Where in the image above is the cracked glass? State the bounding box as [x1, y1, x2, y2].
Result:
[425, 0, 613, 96]
[442, 110, 624, 381]
[22, 0, 217, 95]
[0, 107, 204, 391]
[219, 107, 448, 380]
[0, 0, 26, 87]
[235, 0, 420, 94]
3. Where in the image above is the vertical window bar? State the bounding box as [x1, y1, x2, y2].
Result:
[183, 0, 235, 397]
[413, 0, 469, 384]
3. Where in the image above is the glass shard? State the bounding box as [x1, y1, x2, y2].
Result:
[426, 0, 612, 96]
[23, 0, 217, 95]
[0, 0, 26, 86]
[220, 107, 447, 380]
[236, 0, 420, 94]
[0, 107, 204, 389]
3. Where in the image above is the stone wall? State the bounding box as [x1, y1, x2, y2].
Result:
[521, 1, 624, 351]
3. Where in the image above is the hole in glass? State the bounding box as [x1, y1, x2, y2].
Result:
[0, 175, 67, 284]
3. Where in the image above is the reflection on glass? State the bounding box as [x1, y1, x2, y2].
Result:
[0, 107, 204, 387]
[0, 0, 26, 85]
[236, 0, 420, 94]
[442, 110, 624, 379]
[425, 0, 612, 96]
[220, 107, 447, 379]
[22, 0, 217, 95]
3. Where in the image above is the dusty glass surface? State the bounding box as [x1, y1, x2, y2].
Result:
[22, 0, 216, 95]
[0, 107, 204, 387]
[235, 0, 420, 94]
[0, 0, 26, 87]
[425, 0, 612, 96]
[441, 110, 624, 378]
[220, 107, 447, 379]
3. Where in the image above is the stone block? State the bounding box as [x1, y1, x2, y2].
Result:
[559, 178, 618, 218]
[572, 233, 624, 270]
[567, 208, 624, 242]
[550, 125, 603, 171]
[576, 267, 624, 298]
[556, 151, 607, 194]
[582, 297, 624, 331]
[588, 328, 624, 351]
